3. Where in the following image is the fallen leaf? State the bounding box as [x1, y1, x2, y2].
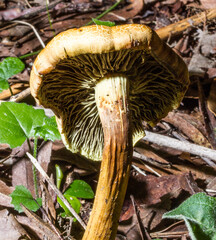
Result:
[0, 209, 30, 240]
[164, 111, 211, 148]
[21, 205, 60, 240]
[200, 0, 216, 9]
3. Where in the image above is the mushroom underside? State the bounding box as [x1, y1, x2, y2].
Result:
[38, 48, 184, 160]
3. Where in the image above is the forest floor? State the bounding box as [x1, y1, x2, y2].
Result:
[0, 0, 216, 239]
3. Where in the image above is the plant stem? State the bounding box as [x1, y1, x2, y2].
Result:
[85, 0, 123, 26]
[19, 50, 41, 59]
[27, 138, 33, 153]
[9, 85, 14, 96]
[46, 0, 55, 36]
[82, 75, 132, 240]
[33, 137, 39, 198]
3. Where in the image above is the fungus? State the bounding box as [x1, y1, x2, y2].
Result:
[30, 24, 189, 240]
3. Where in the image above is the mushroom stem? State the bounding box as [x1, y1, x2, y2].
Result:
[82, 75, 133, 240]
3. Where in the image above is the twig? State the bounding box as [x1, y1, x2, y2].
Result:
[26, 152, 87, 230]
[34, 200, 63, 240]
[133, 150, 171, 168]
[130, 195, 151, 240]
[143, 131, 216, 162]
[13, 20, 45, 48]
[156, 8, 216, 40]
[10, 88, 31, 102]
[132, 164, 146, 176]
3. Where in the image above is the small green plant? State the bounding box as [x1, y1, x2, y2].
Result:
[0, 57, 25, 95]
[163, 193, 216, 240]
[55, 165, 94, 219]
[0, 101, 61, 211]
[10, 185, 42, 213]
[0, 102, 61, 148]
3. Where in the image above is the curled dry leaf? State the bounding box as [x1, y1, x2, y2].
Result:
[164, 111, 211, 148]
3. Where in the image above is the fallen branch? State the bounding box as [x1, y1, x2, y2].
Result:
[156, 8, 216, 40]
[143, 130, 216, 162]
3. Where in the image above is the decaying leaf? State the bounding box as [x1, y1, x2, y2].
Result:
[0, 209, 30, 240]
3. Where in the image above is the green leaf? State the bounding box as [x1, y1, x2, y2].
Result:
[10, 185, 42, 213]
[55, 164, 64, 190]
[0, 102, 60, 148]
[0, 57, 25, 92]
[34, 116, 61, 141]
[57, 195, 81, 217]
[64, 180, 94, 199]
[163, 193, 216, 240]
[92, 18, 115, 27]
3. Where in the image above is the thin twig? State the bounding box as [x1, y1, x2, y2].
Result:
[13, 20, 45, 48]
[34, 200, 63, 240]
[143, 131, 216, 162]
[156, 8, 216, 40]
[10, 88, 31, 102]
[130, 195, 151, 240]
[26, 152, 87, 230]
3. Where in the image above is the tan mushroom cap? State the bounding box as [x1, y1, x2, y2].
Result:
[30, 24, 189, 161]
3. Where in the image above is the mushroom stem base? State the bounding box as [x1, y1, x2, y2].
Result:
[82, 75, 132, 240]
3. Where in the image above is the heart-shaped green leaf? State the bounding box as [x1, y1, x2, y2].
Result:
[0, 57, 25, 92]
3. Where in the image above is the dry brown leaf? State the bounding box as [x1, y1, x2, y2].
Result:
[105, 0, 144, 20]
[38, 141, 53, 176]
[164, 111, 211, 148]
[21, 205, 60, 240]
[200, 0, 216, 9]
[0, 209, 30, 240]
[0, 181, 14, 208]
[12, 142, 35, 196]
[118, 173, 201, 238]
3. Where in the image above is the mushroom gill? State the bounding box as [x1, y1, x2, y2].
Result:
[38, 48, 184, 160]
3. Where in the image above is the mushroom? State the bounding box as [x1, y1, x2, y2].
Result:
[30, 24, 189, 240]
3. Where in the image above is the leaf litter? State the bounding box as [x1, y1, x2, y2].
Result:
[0, 0, 216, 239]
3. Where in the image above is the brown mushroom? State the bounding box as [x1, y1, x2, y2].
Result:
[30, 24, 189, 240]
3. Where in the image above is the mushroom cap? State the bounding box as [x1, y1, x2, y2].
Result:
[30, 24, 189, 161]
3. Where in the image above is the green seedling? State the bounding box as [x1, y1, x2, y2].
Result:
[55, 165, 94, 219]
[10, 185, 42, 213]
[163, 193, 216, 240]
[0, 57, 25, 95]
[1, 101, 61, 207]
